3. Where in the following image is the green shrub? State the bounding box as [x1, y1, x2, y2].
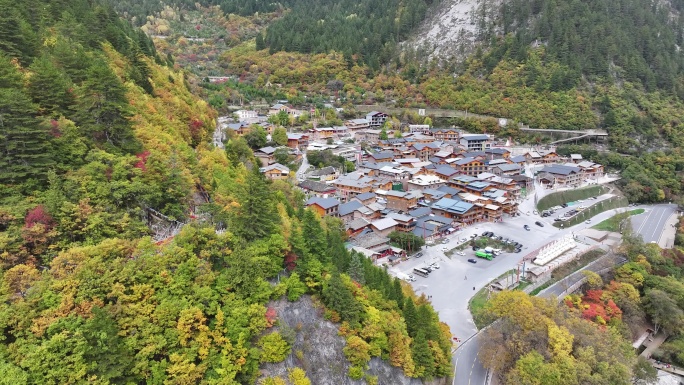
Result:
[288, 368, 312, 385]
[286, 272, 307, 301]
[258, 331, 291, 363]
[347, 365, 364, 380]
[343, 336, 371, 366]
[365, 374, 379, 385]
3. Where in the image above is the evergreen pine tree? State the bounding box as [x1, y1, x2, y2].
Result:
[392, 278, 404, 306]
[323, 269, 362, 326]
[233, 165, 280, 242]
[74, 59, 140, 153]
[0, 0, 37, 63]
[0, 54, 23, 89]
[28, 55, 75, 117]
[403, 299, 418, 337]
[255, 33, 265, 51]
[52, 39, 92, 83]
[0, 88, 51, 186]
[347, 251, 365, 284]
[417, 304, 438, 341]
[327, 229, 349, 271]
[411, 331, 434, 377]
[301, 209, 328, 263]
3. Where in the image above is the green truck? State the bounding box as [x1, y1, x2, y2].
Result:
[475, 250, 493, 260]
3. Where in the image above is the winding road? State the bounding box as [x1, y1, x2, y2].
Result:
[631, 204, 678, 245]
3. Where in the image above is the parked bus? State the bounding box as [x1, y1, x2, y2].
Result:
[475, 250, 493, 260]
[413, 268, 430, 277]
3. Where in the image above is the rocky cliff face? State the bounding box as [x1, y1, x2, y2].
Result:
[259, 296, 449, 385]
[402, 0, 502, 64]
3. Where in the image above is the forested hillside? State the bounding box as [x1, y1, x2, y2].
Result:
[483, 0, 684, 93]
[0, 0, 216, 259]
[0, 1, 452, 383]
[106, 0, 430, 70]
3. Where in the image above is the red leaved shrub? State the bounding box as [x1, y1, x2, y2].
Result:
[24, 205, 54, 230]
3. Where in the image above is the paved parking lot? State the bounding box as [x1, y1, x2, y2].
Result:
[530, 193, 615, 221]
[387, 195, 676, 355]
[389, 213, 564, 341]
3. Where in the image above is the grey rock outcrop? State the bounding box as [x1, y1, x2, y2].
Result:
[258, 296, 449, 385]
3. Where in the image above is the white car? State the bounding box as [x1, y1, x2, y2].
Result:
[430, 263, 440, 269]
[456, 251, 465, 256]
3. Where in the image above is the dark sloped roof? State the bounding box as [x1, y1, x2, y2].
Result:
[311, 166, 337, 176]
[510, 155, 526, 163]
[437, 185, 459, 196]
[298, 180, 335, 192]
[486, 148, 510, 154]
[409, 207, 432, 218]
[355, 192, 376, 201]
[541, 165, 580, 176]
[495, 163, 521, 171]
[461, 134, 489, 141]
[338, 200, 364, 216]
[369, 151, 394, 160]
[306, 197, 340, 209]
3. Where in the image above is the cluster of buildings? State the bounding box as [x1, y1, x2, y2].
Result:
[298, 138, 533, 259]
[226, 107, 605, 259]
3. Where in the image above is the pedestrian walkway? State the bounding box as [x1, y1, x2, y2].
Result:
[650, 359, 684, 377]
[640, 332, 668, 359]
[658, 212, 680, 249]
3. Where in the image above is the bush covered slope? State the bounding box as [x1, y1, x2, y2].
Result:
[0, 1, 452, 383]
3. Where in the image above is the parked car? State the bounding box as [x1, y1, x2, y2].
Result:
[467, 259, 477, 264]
[414, 252, 423, 258]
[430, 262, 440, 269]
[472, 246, 478, 251]
[585, 219, 591, 224]
[442, 239, 449, 244]
[524, 225, 530, 231]
[535, 221, 544, 227]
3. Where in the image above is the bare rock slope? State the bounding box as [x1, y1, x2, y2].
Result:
[404, 0, 502, 63]
[259, 296, 448, 385]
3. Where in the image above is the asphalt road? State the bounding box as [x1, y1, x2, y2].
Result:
[389, 203, 676, 385]
[452, 334, 487, 385]
[538, 253, 624, 299]
[295, 151, 309, 181]
[630, 204, 678, 244]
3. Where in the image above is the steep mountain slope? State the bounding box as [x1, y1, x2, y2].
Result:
[411, 0, 684, 90]
[0, 2, 453, 384]
[402, 0, 491, 62]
